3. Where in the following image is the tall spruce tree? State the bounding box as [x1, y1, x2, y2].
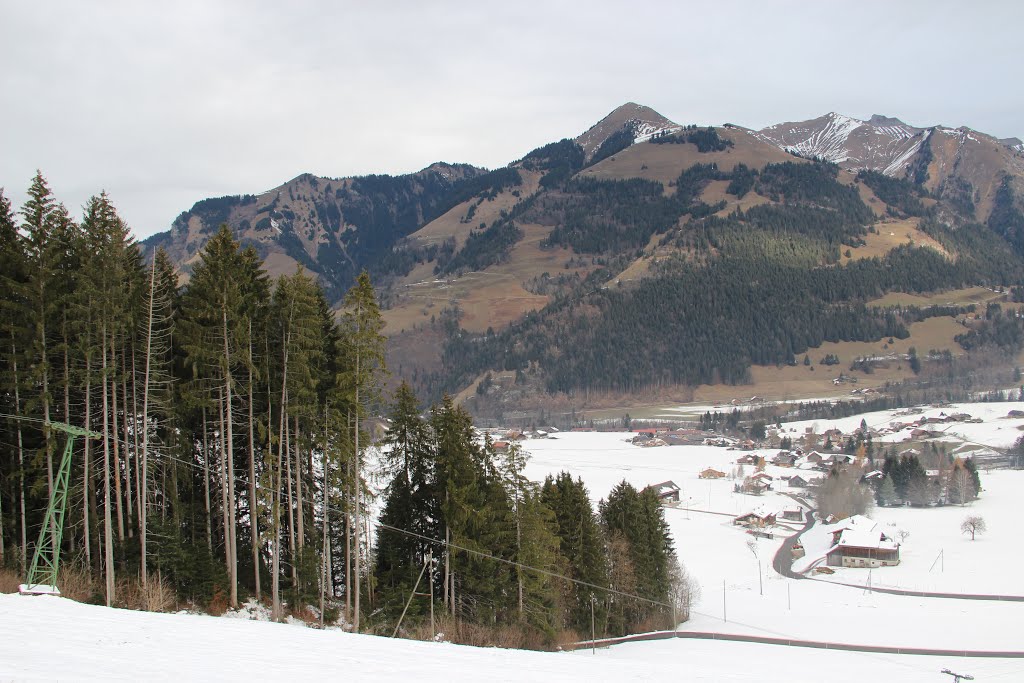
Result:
[601, 481, 674, 633]
[338, 271, 386, 630]
[375, 382, 437, 617]
[541, 472, 609, 634]
[0, 189, 29, 571]
[179, 225, 261, 608]
[80, 192, 139, 604]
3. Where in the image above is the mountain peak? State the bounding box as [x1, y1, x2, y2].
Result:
[576, 103, 679, 160]
[756, 111, 929, 172]
[869, 114, 910, 128]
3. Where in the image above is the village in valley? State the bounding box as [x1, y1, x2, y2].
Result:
[466, 397, 1024, 678]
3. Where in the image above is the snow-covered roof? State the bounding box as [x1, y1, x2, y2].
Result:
[835, 527, 898, 551]
[738, 504, 777, 520]
[648, 480, 680, 493]
[828, 515, 897, 551]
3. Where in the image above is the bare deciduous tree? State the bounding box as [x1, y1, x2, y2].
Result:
[960, 515, 986, 541]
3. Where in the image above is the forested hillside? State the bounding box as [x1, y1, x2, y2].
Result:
[0, 174, 686, 647]
[143, 163, 494, 301]
[415, 158, 1024, 403]
[123, 103, 1024, 412]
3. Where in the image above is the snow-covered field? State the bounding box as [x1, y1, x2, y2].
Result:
[521, 423, 1024, 652]
[1, 593, 1019, 682]
[3, 401, 1023, 681]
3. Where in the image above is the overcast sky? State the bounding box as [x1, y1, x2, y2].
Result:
[2, 1, 1021, 239]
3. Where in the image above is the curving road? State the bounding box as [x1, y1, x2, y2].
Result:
[771, 502, 815, 580]
[573, 629, 1024, 658]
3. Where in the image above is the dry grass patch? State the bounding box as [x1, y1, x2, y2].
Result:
[404, 614, 576, 651]
[0, 568, 21, 594]
[692, 316, 966, 405]
[409, 170, 544, 251]
[579, 128, 798, 190]
[870, 286, 1000, 309]
[855, 182, 889, 217]
[840, 218, 949, 263]
[384, 222, 591, 334]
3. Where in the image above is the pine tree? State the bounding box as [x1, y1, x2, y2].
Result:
[431, 395, 482, 617]
[0, 189, 30, 571]
[541, 472, 609, 634]
[21, 172, 62, 512]
[601, 481, 674, 633]
[137, 248, 179, 589]
[375, 383, 438, 617]
[877, 474, 897, 506]
[179, 225, 263, 608]
[79, 192, 139, 605]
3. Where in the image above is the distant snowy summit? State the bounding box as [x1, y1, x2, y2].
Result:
[755, 111, 1023, 178]
[754, 112, 928, 175]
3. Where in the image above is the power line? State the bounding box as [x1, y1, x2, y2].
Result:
[0, 413, 674, 611]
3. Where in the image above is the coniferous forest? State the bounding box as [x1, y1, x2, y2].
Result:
[0, 174, 686, 646]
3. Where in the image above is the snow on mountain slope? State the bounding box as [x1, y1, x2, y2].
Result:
[755, 112, 927, 175]
[576, 102, 679, 160]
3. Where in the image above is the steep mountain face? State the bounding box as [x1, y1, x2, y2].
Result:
[755, 113, 1024, 225]
[913, 126, 1024, 224]
[143, 162, 487, 300]
[756, 112, 927, 175]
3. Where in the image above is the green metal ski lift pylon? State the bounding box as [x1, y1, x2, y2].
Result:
[21, 420, 102, 595]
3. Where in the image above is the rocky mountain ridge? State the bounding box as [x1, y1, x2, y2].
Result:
[754, 112, 1024, 223]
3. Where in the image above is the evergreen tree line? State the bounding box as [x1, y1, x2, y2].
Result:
[375, 385, 688, 644]
[519, 139, 586, 190]
[435, 242, 976, 397]
[0, 174, 390, 630]
[856, 170, 927, 217]
[540, 162, 743, 256]
[649, 126, 734, 153]
[877, 452, 980, 506]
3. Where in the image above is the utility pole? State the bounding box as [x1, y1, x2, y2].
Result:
[392, 556, 429, 638]
[428, 551, 435, 641]
[941, 668, 974, 682]
[590, 594, 596, 655]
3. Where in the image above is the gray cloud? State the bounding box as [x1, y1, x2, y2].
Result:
[2, 0, 1021, 238]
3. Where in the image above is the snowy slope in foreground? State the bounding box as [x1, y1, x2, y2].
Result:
[1, 593, 1018, 682]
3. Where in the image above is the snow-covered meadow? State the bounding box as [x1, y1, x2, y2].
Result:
[520, 420, 1024, 652]
[1, 592, 1019, 682]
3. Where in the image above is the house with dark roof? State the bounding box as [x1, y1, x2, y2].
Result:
[645, 480, 680, 504]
